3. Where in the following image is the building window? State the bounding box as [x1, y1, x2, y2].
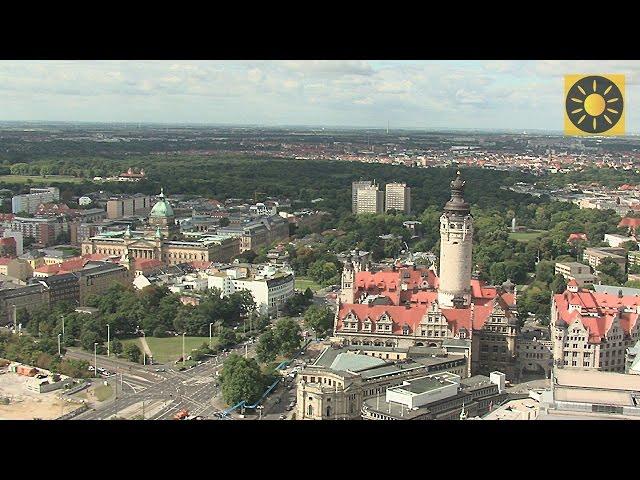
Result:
[307, 405, 313, 416]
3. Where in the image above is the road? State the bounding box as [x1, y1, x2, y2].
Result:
[70, 343, 256, 420]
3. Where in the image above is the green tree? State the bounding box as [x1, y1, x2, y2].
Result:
[597, 257, 625, 284]
[220, 354, 267, 405]
[79, 330, 101, 352]
[304, 305, 334, 337]
[273, 318, 302, 357]
[256, 330, 278, 364]
[111, 338, 123, 355]
[550, 274, 567, 294]
[123, 343, 142, 363]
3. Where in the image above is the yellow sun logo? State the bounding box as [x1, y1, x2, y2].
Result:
[564, 74, 624, 136]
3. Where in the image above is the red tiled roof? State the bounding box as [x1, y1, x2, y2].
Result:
[0, 237, 16, 246]
[554, 288, 640, 342]
[619, 217, 640, 229]
[0, 257, 13, 265]
[567, 233, 588, 243]
[134, 259, 164, 272]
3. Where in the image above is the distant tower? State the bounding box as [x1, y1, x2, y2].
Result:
[438, 171, 473, 308]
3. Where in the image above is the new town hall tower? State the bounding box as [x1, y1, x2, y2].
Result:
[437, 171, 474, 308]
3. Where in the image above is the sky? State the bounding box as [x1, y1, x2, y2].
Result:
[2, 60, 640, 132]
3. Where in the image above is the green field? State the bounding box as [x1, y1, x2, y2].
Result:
[295, 276, 322, 292]
[0, 175, 87, 185]
[508, 230, 547, 242]
[122, 336, 211, 364]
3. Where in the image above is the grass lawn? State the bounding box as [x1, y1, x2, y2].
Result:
[93, 384, 113, 402]
[295, 276, 322, 292]
[508, 230, 547, 242]
[122, 336, 211, 364]
[0, 174, 87, 185]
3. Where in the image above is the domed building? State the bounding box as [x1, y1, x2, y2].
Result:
[81, 188, 241, 266]
[149, 188, 177, 237]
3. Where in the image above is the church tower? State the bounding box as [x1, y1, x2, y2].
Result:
[438, 171, 473, 308]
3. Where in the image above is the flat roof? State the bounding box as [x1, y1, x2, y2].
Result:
[395, 376, 448, 394]
[554, 368, 640, 391]
[483, 398, 539, 420]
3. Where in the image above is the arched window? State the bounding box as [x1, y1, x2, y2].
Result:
[307, 405, 313, 416]
[326, 406, 332, 417]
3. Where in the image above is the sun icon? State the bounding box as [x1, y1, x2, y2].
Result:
[565, 75, 624, 134]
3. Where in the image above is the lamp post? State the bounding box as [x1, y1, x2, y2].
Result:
[209, 323, 213, 349]
[142, 331, 146, 366]
[60, 314, 65, 343]
[57, 333, 62, 356]
[106, 324, 110, 357]
[94, 342, 98, 378]
[182, 332, 186, 367]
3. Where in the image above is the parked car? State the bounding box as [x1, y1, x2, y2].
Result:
[279, 414, 286, 420]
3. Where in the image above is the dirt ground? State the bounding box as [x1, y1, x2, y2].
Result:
[0, 371, 79, 420]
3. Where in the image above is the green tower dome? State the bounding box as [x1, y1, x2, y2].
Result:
[150, 188, 174, 218]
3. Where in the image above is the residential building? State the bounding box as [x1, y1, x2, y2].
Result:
[2, 230, 24, 256]
[207, 264, 294, 316]
[604, 233, 637, 248]
[582, 247, 627, 273]
[355, 184, 384, 214]
[554, 261, 596, 287]
[352, 180, 372, 214]
[0, 237, 16, 257]
[10, 216, 64, 247]
[385, 182, 411, 214]
[11, 187, 59, 214]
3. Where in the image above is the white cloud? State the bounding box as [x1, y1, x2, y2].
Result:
[0, 60, 639, 130]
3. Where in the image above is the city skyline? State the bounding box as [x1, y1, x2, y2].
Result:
[3, 60, 640, 132]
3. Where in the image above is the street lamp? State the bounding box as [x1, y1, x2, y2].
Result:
[94, 342, 98, 378]
[182, 332, 186, 367]
[142, 330, 146, 366]
[57, 333, 62, 357]
[209, 323, 213, 349]
[106, 324, 110, 357]
[60, 314, 65, 343]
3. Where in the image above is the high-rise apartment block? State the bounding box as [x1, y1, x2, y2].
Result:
[352, 180, 372, 214]
[355, 183, 384, 214]
[11, 187, 60, 214]
[385, 182, 411, 213]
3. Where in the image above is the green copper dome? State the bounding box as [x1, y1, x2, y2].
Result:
[150, 188, 174, 218]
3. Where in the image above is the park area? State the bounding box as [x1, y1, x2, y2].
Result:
[508, 230, 547, 242]
[0, 371, 79, 420]
[295, 276, 322, 292]
[122, 336, 211, 364]
[0, 174, 87, 185]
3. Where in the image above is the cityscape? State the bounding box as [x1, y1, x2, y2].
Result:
[1, 60, 640, 421]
